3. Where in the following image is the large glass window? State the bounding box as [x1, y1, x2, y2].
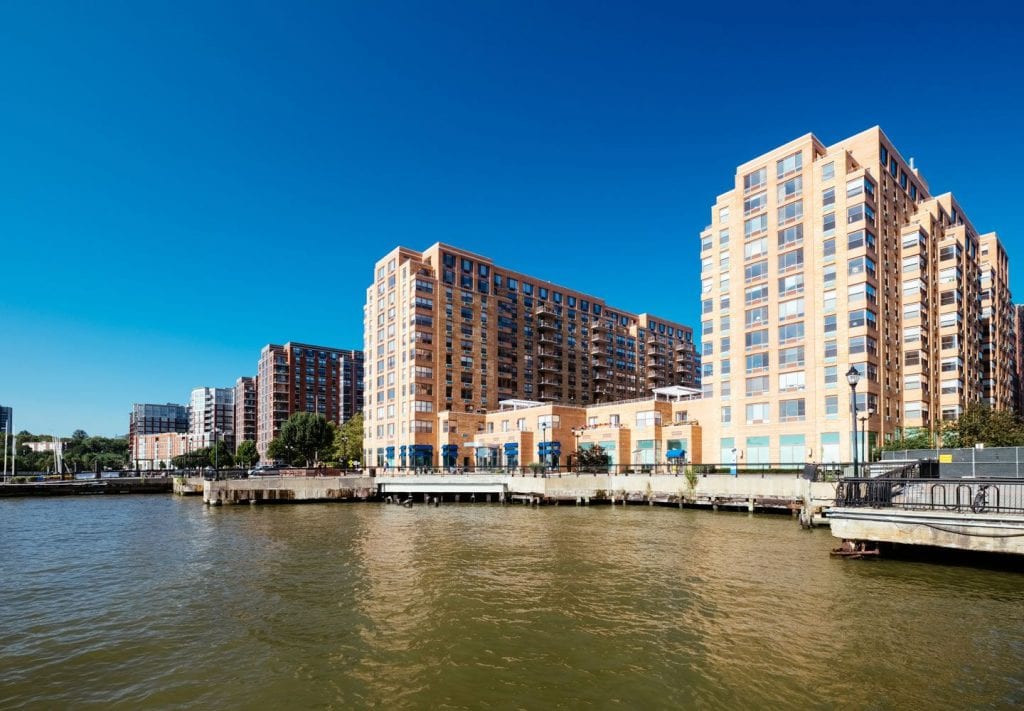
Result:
[744, 260, 768, 283]
[744, 214, 768, 237]
[635, 411, 662, 428]
[745, 404, 770, 425]
[745, 329, 769, 350]
[746, 436, 770, 464]
[778, 224, 803, 249]
[743, 167, 767, 192]
[777, 200, 803, 225]
[779, 399, 806, 422]
[776, 152, 802, 178]
[744, 237, 768, 260]
[779, 434, 806, 463]
[744, 191, 768, 215]
[777, 176, 802, 202]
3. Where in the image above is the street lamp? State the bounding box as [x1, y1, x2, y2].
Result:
[572, 427, 583, 472]
[859, 409, 874, 467]
[846, 366, 862, 478]
[541, 420, 548, 470]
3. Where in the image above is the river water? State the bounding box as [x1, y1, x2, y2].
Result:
[1, 497, 1023, 709]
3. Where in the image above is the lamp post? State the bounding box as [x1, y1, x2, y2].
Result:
[541, 421, 548, 470]
[572, 427, 583, 472]
[846, 366, 862, 478]
[859, 409, 873, 466]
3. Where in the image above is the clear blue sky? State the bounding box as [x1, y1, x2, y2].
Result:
[2, 1, 1021, 436]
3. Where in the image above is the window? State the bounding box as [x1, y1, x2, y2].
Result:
[718, 206, 730, 223]
[747, 436, 770, 464]
[721, 358, 731, 374]
[777, 151, 802, 178]
[825, 395, 838, 418]
[778, 298, 804, 321]
[777, 176, 802, 202]
[848, 309, 877, 329]
[823, 212, 836, 236]
[847, 229, 876, 251]
[636, 411, 662, 428]
[824, 313, 837, 333]
[744, 191, 768, 215]
[849, 335, 878, 355]
[746, 352, 770, 373]
[702, 298, 713, 314]
[778, 224, 803, 249]
[823, 265, 836, 288]
[744, 237, 768, 260]
[745, 329, 769, 350]
[744, 167, 767, 192]
[778, 322, 804, 344]
[848, 283, 878, 304]
[746, 403, 770, 424]
[745, 306, 769, 327]
[778, 248, 804, 273]
[779, 371, 805, 392]
[779, 346, 805, 368]
[823, 238, 835, 261]
[822, 162, 835, 181]
[848, 256, 876, 279]
[779, 434, 806, 463]
[823, 290, 837, 313]
[721, 316, 731, 332]
[778, 273, 804, 297]
[721, 336, 731, 354]
[847, 203, 875, 225]
[822, 187, 835, 209]
[745, 284, 768, 305]
[744, 214, 768, 237]
[824, 365, 837, 387]
[744, 260, 768, 283]
[779, 399, 806, 422]
[721, 406, 732, 424]
[880, 145, 889, 167]
[777, 200, 803, 225]
[746, 375, 769, 396]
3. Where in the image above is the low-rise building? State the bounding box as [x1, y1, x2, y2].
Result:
[131, 432, 188, 470]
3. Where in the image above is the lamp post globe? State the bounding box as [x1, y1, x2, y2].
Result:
[846, 366, 861, 478]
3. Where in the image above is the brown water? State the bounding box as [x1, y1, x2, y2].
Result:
[1, 497, 1023, 709]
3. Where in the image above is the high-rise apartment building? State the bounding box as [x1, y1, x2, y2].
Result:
[129, 403, 188, 440]
[697, 126, 1013, 464]
[255, 343, 364, 462]
[341, 350, 366, 423]
[0, 405, 11, 435]
[188, 387, 235, 450]
[234, 376, 257, 451]
[362, 243, 699, 467]
[1015, 305, 1024, 414]
[979, 234, 1016, 411]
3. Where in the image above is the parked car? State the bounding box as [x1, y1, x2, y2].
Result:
[248, 464, 280, 477]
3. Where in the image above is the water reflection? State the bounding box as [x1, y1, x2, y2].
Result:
[1, 499, 1023, 709]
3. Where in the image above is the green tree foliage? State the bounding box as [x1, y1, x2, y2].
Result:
[880, 428, 936, 452]
[333, 413, 363, 468]
[267, 412, 336, 467]
[235, 440, 259, 467]
[575, 444, 610, 472]
[11, 430, 129, 472]
[942, 404, 1024, 448]
[171, 443, 234, 469]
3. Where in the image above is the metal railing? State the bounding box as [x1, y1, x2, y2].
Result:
[834, 477, 1024, 515]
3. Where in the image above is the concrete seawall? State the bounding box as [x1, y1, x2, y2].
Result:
[204, 476, 375, 505]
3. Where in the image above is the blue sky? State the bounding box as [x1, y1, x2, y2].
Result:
[2, 1, 1021, 436]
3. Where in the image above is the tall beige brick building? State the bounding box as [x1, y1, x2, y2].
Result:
[697, 126, 1015, 464]
[363, 243, 699, 467]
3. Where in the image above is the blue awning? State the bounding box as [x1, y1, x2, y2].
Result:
[538, 441, 561, 453]
[399, 445, 407, 454]
[441, 444, 459, 453]
[666, 449, 686, 459]
[409, 444, 433, 454]
[385, 446, 395, 456]
[503, 442, 519, 452]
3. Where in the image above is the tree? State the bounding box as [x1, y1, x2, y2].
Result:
[267, 412, 336, 467]
[208, 440, 234, 468]
[235, 440, 259, 467]
[880, 428, 935, 452]
[575, 444, 610, 472]
[333, 413, 363, 468]
[942, 404, 1024, 448]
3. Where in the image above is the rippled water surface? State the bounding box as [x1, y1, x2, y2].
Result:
[2, 497, 1024, 709]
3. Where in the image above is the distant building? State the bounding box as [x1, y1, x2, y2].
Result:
[189, 387, 235, 450]
[132, 432, 188, 470]
[234, 376, 257, 451]
[128, 403, 188, 468]
[256, 343, 364, 462]
[0, 405, 11, 434]
[1016, 305, 1024, 414]
[25, 440, 64, 453]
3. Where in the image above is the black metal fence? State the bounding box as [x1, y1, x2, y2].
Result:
[370, 462, 860, 479]
[882, 448, 1024, 478]
[835, 477, 1024, 515]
